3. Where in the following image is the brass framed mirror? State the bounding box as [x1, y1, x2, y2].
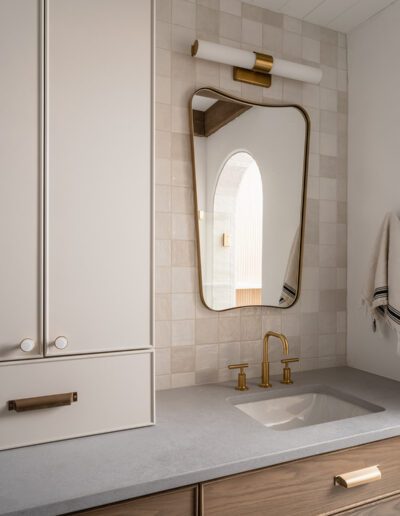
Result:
[189, 88, 310, 311]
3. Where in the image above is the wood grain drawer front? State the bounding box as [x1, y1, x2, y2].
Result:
[72, 486, 198, 516]
[337, 493, 400, 515]
[201, 437, 400, 516]
[0, 351, 153, 450]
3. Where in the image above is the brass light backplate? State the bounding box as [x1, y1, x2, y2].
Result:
[233, 67, 272, 88]
[234, 52, 273, 87]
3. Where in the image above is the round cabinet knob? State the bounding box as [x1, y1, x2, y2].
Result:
[20, 338, 35, 353]
[54, 336, 68, 350]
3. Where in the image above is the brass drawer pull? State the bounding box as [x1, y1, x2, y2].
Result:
[8, 392, 78, 412]
[334, 465, 381, 488]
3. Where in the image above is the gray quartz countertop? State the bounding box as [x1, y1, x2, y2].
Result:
[3, 366, 400, 515]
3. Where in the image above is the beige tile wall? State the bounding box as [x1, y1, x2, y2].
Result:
[155, 0, 347, 390]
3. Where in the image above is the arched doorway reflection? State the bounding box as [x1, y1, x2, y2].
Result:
[213, 152, 263, 307]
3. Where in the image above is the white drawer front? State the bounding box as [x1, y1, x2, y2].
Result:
[0, 351, 154, 450]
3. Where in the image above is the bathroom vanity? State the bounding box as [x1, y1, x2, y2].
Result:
[73, 437, 400, 515]
[2, 367, 400, 515]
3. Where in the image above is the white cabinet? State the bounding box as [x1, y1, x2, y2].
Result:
[0, 0, 42, 360]
[0, 0, 154, 448]
[0, 0, 152, 358]
[46, 0, 152, 355]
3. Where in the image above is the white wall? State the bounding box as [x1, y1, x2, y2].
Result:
[347, 0, 400, 380]
[155, 0, 348, 389]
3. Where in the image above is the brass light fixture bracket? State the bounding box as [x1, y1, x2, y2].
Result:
[233, 52, 273, 88]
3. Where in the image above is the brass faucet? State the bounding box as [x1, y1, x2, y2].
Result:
[260, 331, 289, 388]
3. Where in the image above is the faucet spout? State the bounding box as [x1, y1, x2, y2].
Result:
[260, 331, 289, 388]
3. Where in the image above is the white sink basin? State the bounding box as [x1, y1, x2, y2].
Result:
[234, 389, 383, 430]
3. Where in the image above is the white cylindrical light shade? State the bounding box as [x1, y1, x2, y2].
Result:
[193, 40, 255, 70]
[192, 39, 322, 85]
[272, 58, 322, 84]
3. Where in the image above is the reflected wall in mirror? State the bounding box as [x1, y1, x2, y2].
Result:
[190, 88, 309, 311]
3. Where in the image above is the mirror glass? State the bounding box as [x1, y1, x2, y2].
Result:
[190, 88, 309, 310]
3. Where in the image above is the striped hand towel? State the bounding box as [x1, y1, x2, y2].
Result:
[363, 212, 400, 348]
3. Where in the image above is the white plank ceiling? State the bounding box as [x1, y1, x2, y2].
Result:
[245, 0, 398, 32]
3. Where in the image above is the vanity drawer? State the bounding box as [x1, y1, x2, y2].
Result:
[337, 493, 400, 515]
[71, 486, 198, 515]
[201, 437, 400, 516]
[0, 350, 154, 450]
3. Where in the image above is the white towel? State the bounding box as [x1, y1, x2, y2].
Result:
[279, 227, 300, 307]
[363, 212, 400, 349]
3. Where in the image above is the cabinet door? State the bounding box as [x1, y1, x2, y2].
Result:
[0, 0, 42, 360]
[46, 0, 152, 355]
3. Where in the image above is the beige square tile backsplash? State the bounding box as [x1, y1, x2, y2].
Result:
[155, 0, 347, 390]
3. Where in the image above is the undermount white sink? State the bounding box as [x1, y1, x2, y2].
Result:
[234, 388, 383, 431]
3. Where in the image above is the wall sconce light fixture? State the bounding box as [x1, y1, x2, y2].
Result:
[191, 40, 322, 87]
